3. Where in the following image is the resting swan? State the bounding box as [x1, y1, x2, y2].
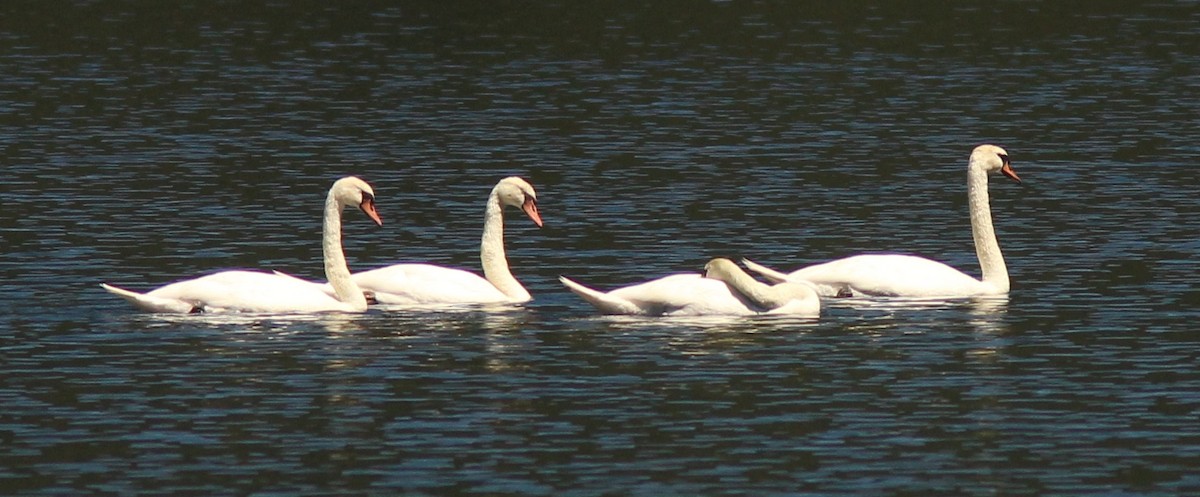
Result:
[744, 144, 1021, 298]
[100, 176, 383, 313]
[559, 258, 820, 317]
[347, 176, 543, 304]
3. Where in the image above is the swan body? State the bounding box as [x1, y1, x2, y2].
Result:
[561, 274, 754, 316]
[742, 254, 992, 298]
[350, 264, 512, 304]
[745, 144, 1020, 298]
[560, 259, 820, 317]
[352, 176, 542, 305]
[101, 176, 382, 313]
[102, 271, 362, 314]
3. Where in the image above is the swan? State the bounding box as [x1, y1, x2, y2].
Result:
[559, 258, 820, 317]
[347, 176, 543, 305]
[744, 144, 1021, 298]
[100, 176, 383, 313]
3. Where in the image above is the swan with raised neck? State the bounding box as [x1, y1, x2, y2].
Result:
[101, 176, 382, 313]
[742, 144, 1020, 298]
[347, 176, 543, 305]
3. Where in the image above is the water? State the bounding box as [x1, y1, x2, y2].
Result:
[2, 2, 1199, 495]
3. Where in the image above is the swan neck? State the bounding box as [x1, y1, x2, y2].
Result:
[721, 269, 782, 309]
[480, 191, 529, 301]
[968, 166, 1009, 293]
[324, 194, 368, 310]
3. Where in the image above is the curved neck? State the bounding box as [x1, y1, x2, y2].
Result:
[968, 167, 1009, 292]
[324, 194, 368, 310]
[480, 191, 529, 301]
[718, 268, 786, 310]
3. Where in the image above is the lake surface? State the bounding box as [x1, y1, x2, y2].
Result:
[2, 2, 1199, 495]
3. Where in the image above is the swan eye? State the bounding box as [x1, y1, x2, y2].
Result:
[997, 153, 1010, 165]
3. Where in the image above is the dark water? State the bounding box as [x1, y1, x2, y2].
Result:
[3, 2, 1199, 495]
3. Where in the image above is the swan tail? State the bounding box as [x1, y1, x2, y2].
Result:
[741, 258, 790, 284]
[558, 276, 643, 315]
[100, 283, 199, 314]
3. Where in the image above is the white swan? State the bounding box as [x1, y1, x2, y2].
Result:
[559, 258, 820, 317]
[100, 176, 382, 314]
[348, 176, 543, 305]
[744, 144, 1021, 298]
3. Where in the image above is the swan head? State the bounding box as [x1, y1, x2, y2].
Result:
[971, 144, 1021, 183]
[332, 176, 383, 226]
[494, 176, 543, 227]
[703, 258, 742, 281]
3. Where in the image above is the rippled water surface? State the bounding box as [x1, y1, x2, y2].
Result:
[3, 2, 1199, 495]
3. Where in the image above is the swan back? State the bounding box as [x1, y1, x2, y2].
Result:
[561, 274, 760, 316]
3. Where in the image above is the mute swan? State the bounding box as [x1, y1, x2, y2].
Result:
[744, 144, 1021, 298]
[559, 258, 820, 317]
[348, 176, 543, 304]
[100, 176, 383, 313]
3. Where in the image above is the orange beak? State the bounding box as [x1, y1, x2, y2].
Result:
[360, 196, 383, 226]
[522, 197, 543, 227]
[1000, 163, 1021, 184]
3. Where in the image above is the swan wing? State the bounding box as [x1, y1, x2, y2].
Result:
[740, 258, 791, 284]
[271, 270, 317, 285]
[352, 264, 510, 304]
[607, 274, 738, 315]
[788, 254, 986, 297]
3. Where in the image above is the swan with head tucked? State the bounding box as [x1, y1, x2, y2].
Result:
[346, 176, 543, 304]
[559, 258, 820, 317]
[100, 176, 383, 313]
[743, 144, 1021, 298]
